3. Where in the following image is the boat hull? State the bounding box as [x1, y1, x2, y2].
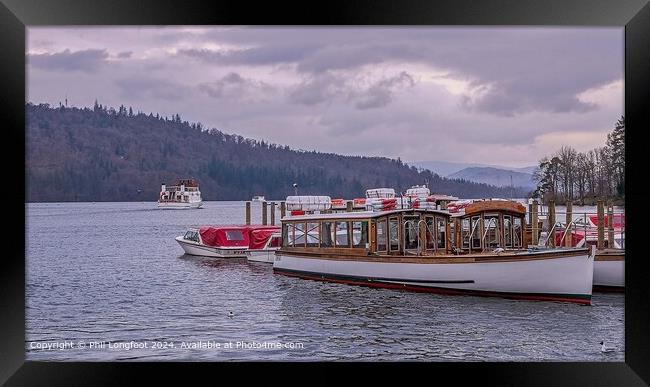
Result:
[273, 249, 594, 304]
[246, 249, 276, 263]
[175, 237, 246, 258]
[158, 201, 203, 209]
[593, 250, 624, 290]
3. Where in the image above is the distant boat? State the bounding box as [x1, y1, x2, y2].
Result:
[252, 195, 266, 202]
[158, 179, 203, 209]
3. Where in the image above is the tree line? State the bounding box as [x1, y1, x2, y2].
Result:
[532, 116, 624, 205]
[26, 102, 530, 202]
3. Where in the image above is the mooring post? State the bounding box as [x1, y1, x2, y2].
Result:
[262, 202, 268, 225]
[245, 201, 251, 225]
[565, 201, 573, 247]
[531, 200, 539, 245]
[270, 202, 276, 225]
[607, 204, 614, 249]
[597, 200, 605, 249]
[346, 200, 353, 212]
[280, 201, 286, 218]
[548, 200, 556, 247]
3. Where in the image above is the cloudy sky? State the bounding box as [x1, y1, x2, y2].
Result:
[27, 27, 623, 168]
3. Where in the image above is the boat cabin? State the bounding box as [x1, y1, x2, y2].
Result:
[281, 209, 452, 256]
[280, 199, 528, 256]
[451, 200, 526, 253]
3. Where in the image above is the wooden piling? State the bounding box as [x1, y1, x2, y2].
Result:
[607, 204, 614, 249]
[531, 201, 539, 245]
[565, 201, 573, 247]
[597, 200, 605, 249]
[548, 200, 556, 247]
[280, 201, 286, 218]
[270, 202, 276, 225]
[346, 200, 353, 212]
[262, 202, 268, 225]
[245, 201, 251, 225]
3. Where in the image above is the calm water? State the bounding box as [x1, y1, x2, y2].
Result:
[26, 202, 624, 361]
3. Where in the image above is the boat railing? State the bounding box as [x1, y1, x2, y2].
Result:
[527, 210, 624, 250]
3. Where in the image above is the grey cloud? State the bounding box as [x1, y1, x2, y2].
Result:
[28, 49, 109, 72]
[353, 71, 415, 110]
[117, 51, 132, 59]
[198, 72, 275, 101]
[178, 43, 320, 66]
[288, 72, 346, 106]
[115, 77, 190, 101]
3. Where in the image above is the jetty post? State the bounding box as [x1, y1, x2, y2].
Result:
[597, 200, 605, 249]
[262, 202, 268, 225]
[245, 201, 251, 225]
[280, 201, 286, 218]
[531, 200, 539, 245]
[548, 200, 556, 247]
[565, 201, 573, 247]
[607, 204, 615, 248]
[346, 200, 353, 212]
[270, 202, 276, 225]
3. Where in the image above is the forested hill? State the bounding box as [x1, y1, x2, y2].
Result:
[26, 103, 530, 202]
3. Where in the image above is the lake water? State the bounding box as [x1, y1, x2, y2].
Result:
[26, 201, 624, 361]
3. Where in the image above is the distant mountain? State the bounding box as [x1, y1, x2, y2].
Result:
[408, 160, 537, 177]
[26, 103, 531, 202]
[447, 167, 536, 190]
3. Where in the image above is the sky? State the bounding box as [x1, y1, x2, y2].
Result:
[26, 27, 623, 168]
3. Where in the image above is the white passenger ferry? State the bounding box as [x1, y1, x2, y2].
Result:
[158, 179, 203, 209]
[273, 194, 595, 305]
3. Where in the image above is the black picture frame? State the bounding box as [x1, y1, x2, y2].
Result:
[3, 0, 649, 385]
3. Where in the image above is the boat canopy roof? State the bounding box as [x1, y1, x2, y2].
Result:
[282, 208, 451, 221]
[458, 200, 526, 217]
[198, 225, 280, 247]
[249, 228, 281, 249]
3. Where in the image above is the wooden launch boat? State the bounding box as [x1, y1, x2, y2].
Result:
[273, 198, 594, 304]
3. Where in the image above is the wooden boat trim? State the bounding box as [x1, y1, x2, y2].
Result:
[277, 247, 589, 264]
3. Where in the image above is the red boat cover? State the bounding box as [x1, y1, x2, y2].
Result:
[249, 228, 280, 249]
[555, 231, 585, 247]
[199, 225, 281, 248]
[199, 226, 251, 247]
[589, 214, 625, 229]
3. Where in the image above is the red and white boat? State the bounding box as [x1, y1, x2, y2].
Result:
[553, 214, 625, 290]
[176, 225, 280, 258]
[246, 230, 282, 263]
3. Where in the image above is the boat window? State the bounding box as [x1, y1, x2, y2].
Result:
[184, 231, 199, 242]
[461, 218, 471, 249]
[513, 217, 522, 247]
[352, 221, 369, 248]
[389, 217, 400, 251]
[437, 217, 446, 250]
[269, 236, 281, 248]
[484, 214, 500, 248]
[376, 219, 387, 252]
[425, 216, 435, 250]
[225, 230, 244, 241]
[471, 216, 481, 250]
[321, 222, 334, 247]
[306, 222, 320, 247]
[335, 221, 349, 247]
[295, 222, 306, 247]
[504, 215, 513, 247]
[404, 217, 419, 251]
